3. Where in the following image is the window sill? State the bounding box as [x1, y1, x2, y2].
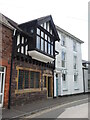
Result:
[61, 45, 66, 47]
[63, 89, 68, 91]
[74, 88, 79, 90]
[15, 88, 41, 94]
[43, 88, 47, 90]
[73, 50, 77, 52]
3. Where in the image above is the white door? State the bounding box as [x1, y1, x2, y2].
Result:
[0, 66, 6, 107]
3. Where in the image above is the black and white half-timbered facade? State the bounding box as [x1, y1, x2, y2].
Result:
[6, 15, 59, 106]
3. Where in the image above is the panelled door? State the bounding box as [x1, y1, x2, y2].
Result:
[0, 66, 6, 107]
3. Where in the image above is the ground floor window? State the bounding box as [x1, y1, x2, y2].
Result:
[0, 66, 6, 107]
[17, 67, 41, 90]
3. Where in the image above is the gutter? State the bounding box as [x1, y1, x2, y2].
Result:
[8, 29, 16, 109]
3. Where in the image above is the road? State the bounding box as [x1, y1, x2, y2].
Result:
[26, 98, 89, 119]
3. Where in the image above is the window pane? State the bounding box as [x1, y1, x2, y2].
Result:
[61, 35, 65, 46]
[74, 56, 77, 69]
[35, 72, 40, 88]
[74, 75, 77, 81]
[51, 45, 53, 55]
[50, 29, 52, 35]
[41, 38, 44, 51]
[62, 74, 66, 81]
[18, 70, 24, 89]
[73, 41, 76, 51]
[62, 51, 65, 60]
[44, 22, 46, 29]
[47, 22, 49, 32]
[25, 45, 28, 55]
[36, 36, 40, 49]
[44, 76, 46, 87]
[45, 34, 47, 40]
[24, 71, 29, 89]
[62, 60, 65, 67]
[17, 35, 20, 45]
[30, 72, 34, 88]
[48, 43, 50, 54]
[0, 67, 4, 72]
[45, 41, 47, 53]
[41, 31, 44, 38]
[37, 28, 40, 35]
[48, 36, 50, 42]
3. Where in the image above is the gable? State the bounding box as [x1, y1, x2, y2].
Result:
[37, 15, 60, 41]
[19, 15, 60, 41]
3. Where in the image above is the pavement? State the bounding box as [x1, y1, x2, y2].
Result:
[58, 103, 88, 118]
[2, 94, 88, 119]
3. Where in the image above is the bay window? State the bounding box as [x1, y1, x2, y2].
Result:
[36, 28, 54, 56]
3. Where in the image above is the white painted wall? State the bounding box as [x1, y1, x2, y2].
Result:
[54, 29, 84, 96]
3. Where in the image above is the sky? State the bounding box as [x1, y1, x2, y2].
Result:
[0, 0, 89, 60]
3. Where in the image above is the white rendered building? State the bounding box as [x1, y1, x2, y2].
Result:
[54, 26, 84, 97]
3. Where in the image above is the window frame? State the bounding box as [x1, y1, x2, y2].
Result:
[15, 67, 41, 94]
[73, 56, 77, 69]
[73, 41, 77, 51]
[36, 28, 54, 56]
[62, 74, 66, 81]
[61, 35, 66, 46]
[61, 51, 66, 68]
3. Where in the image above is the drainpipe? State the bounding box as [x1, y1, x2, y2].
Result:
[8, 29, 16, 109]
[83, 68, 85, 94]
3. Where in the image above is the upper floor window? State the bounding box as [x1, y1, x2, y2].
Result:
[61, 35, 65, 46]
[61, 51, 66, 68]
[36, 28, 53, 56]
[73, 41, 77, 51]
[37, 28, 40, 35]
[73, 56, 77, 69]
[74, 75, 77, 81]
[62, 74, 66, 81]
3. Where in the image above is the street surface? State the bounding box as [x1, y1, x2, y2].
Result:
[26, 98, 88, 119]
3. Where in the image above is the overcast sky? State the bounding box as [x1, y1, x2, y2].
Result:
[0, 0, 89, 60]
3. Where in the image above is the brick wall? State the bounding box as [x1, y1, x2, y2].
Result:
[0, 24, 13, 107]
[11, 59, 53, 106]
